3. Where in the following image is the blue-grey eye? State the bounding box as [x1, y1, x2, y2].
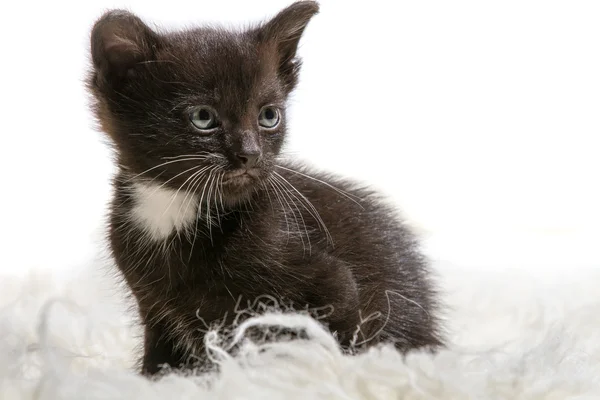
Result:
[258, 106, 280, 129]
[190, 107, 218, 130]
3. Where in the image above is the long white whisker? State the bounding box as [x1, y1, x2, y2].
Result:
[186, 169, 211, 261]
[181, 168, 209, 222]
[162, 152, 224, 160]
[172, 165, 213, 222]
[206, 167, 223, 243]
[270, 176, 310, 255]
[213, 171, 224, 228]
[198, 166, 220, 245]
[272, 171, 334, 246]
[156, 165, 207, 219]
[274, 164, 364, 209]
[265, 179, 291, 244]
[162, 165, 207, 216]
[205, 167, 221, 232]
[126, 158, 212, 182]
[218, 173, 225, 213]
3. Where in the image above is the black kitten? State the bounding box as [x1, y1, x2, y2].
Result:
[88, 1, 443, 376]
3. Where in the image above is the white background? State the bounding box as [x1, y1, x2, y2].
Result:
[1, 0, 599, 275]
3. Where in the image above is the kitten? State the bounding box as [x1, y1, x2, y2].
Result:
[88, 1, 443, 375]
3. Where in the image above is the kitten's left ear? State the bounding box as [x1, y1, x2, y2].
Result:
[257, 1, 319, 92]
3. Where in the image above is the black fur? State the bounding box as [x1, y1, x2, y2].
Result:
[87, 1, 443, 376]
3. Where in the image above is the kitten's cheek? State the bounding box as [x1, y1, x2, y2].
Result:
[264, 131, 283, 144]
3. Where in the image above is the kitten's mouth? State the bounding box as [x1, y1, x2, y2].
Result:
[222, 168, 260, 185]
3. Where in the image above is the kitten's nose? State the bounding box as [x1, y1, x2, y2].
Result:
[236, 151, 260, 168]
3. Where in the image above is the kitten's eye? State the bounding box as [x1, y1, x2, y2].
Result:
[190, 107, 218, 131]
[258, 106, 280, 129]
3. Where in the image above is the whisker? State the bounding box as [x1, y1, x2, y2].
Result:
[218, 173, 225, 212]
[272, 172, 334, 247]
[181, 167, 209, 221]
[151, 164, 206, 204]
[274, 164, 364, 209]
[197, 166, 221, 245]
[125, 158, 212, 182]
[265, 180, 291, 244]
[269, 176, 310, 255]
[162, 152, 224, 160]
[206, 167, 221, 230]
[176, 168, 207, 218]
[163, 165, 212, 220]
[186, 169, 211, 261]
[213, 171, 225, 228]
[137, 60, 180, 66]
[261, 181, 275, 217]
[207, 166, 224, 240]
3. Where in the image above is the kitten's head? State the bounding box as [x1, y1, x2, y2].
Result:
[88, 1, 318, 203]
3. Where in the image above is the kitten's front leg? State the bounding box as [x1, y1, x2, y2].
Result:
[140, 294, 236, 375]
[306, 256, 361, 346]
[141, 322, 189, 376]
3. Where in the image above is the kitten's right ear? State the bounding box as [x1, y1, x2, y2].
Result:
[91, 10, 159, 86]
[257, 1, 319, 92]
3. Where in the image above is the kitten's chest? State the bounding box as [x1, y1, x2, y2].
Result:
[112, 205, 279, 279]
[110, 177, 315, 292]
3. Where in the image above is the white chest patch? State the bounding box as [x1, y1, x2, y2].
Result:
[130, 181, 198, 241]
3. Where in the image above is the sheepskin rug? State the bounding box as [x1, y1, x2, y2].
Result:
[1, 238, 599, 399]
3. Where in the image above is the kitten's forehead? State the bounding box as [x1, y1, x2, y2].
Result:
[168, 29, 256, 64]
[161, 29, 280, 99]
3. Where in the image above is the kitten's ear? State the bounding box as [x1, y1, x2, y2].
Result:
[90, 10, 159, 87]
[258, 1, 319, 92]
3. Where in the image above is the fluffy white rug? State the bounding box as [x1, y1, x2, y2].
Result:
[1, 251, 599, 399]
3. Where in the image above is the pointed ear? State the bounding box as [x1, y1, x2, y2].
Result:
[258, 1, 319, 92]
[90, 10, 159, 87]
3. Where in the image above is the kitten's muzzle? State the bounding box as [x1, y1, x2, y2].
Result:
[223, 167, 260, 184]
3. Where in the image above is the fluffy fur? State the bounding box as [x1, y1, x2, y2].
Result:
[88, 1, 443, 375]
[130, 182, 199, 241]
[1, 259, 599, 399]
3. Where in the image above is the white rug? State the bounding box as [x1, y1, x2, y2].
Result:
[1, 249, 599, 399]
